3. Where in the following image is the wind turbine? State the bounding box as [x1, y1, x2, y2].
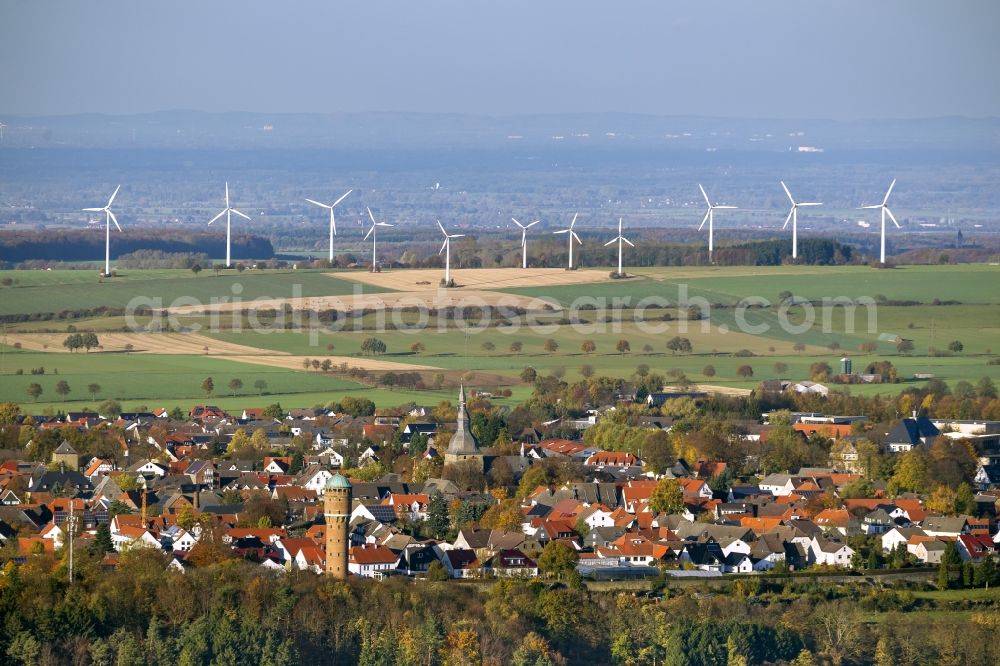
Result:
[208, 182, 250, 268]
[698, 184, 736, 262]
[305, 189, 352, 263]
[604, 217, 634, 276]
[861, 179, 900, 264]
[82, 185, 122, 276]
[364, 207, 393, 271]
[780, 181, 822, 260]
[437, 221, 465, 285]
[0, 121, 6, 141]
[553, 213, 581, 269]
[511, 217, 539, 269]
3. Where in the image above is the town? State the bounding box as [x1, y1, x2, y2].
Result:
[3, 372, 998, 585]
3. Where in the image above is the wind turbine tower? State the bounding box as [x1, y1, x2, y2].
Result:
[306, 190, 352, 263]
[698, 184, 736, 263]
[208, 182, 251, 268]
[82, 185, 122, 276]
[604, 217, 634, 276]
[437, 221, 465, 285]
[861, 179, 900, 265]
[364, 207, 393, 272]
[511, 217, 539, 269]
[553, 213, 582, 269]
[780, 182, 822, 260]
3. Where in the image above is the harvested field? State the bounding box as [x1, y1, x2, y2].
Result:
[225, 354, 440, 372]
[165, 289, 560, 314]
[4, 332, 283, 356]
[331, 267, 610, 292]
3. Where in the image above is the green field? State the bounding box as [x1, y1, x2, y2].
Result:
[1, 264, 998, 411]
[0, 268, 386, 316]
[503, 264, 1000, 306]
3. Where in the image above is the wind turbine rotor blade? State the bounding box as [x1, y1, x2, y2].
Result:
[511, 217, 524, 229]
[305, 198, 329, 208]
[780, 181, 795, 205]
[107, 184, 121, 208]
[698, 210, 710, 231]
[367, 206, 376, 224]
[232, 209, 251, 220]
[225, 182, 230, 208]
[439, 238, 448, 255]
[699, 184, 711, 207]
[450, 234, 466, 238]
[860, 204, 881, 210]
[571, 231, 581, 244]
[799, 202, 822, 206]
[437, 220, 447, 236]
[715, 205, 738, 209]
[570, 213, 578, 228]
[364, 225, 374, 240]
[378, 222, 393, 228]
[82, 207, 104, 212]
[208, 209, 226, 225]
[882, 178, 896, 205]
[525, 220, 539, 228]
[332, 189, 352, 207]
[604, 238, 617, 247]
[886, 207, 900, 228]
[623, 237, 634, 247]
[108, 210, 122, 232]
[553, 229, 569, 235]
[782, 208, 794, 230]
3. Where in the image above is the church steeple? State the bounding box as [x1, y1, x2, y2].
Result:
[446, 382, 480, 457]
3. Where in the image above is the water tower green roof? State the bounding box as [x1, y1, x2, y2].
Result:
[326, 473, 352, 489]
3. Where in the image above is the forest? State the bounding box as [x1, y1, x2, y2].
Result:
[2, 548, 999, 666]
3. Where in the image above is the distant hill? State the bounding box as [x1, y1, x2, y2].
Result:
[1, 111, 998, 152]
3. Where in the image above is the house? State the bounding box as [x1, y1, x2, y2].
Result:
[185, 460, 215, 487]
[300, 467, 335, 496]
[882, 526, 927, 553]
[808, 536, 854, 567]
[397, 543, 441, 576]
[483, 549, 538, 577]
[51, 441, 80, 470]
[349, 544, 400, 579]
[112, 525, 161, 552]
[922, 515, 968, 538]
[974, 464, 1000, 491]
[884, 416, 940, 453]
[908, 536, 946, 564]
[441, 548, 480, 578]
[957, 534, 997, 562]
[83, 457, 115, 480]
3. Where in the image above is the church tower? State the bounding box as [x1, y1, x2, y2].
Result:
[324, 473, 352, 578]
[444, 384, 483, 472]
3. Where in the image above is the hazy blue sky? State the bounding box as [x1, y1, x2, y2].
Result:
[2, 0, 998, 119]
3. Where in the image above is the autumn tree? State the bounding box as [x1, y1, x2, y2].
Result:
[543, 339, 559, 353]
[201, 376, 214, 396]
[510, 341, 523, 353]
[538, 540, 579, 578]
[648, 477, 684, 514]
[616, 339, 630, 354]
[27, 383, 42, 402]
[666, 336, 692, 354]
[736, 365, 754, 378]
[253, 379, 268, 395]
[410, 341, 426, 354]
[228, 378, 243, 396]
[55, 380, 71, 398]
[703, 365, 716, 378]
[580, 340, 596, 354]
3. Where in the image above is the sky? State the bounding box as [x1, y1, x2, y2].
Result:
[1, 0, 999, 119]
